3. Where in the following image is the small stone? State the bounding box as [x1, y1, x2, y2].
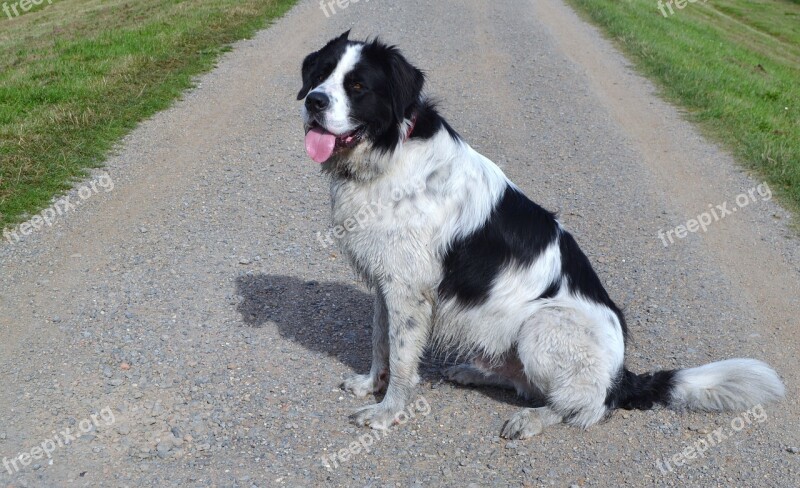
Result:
[107, 378, 124, 387]
[787, 447, 799, 454]
[52, 316, 61, 323]
[688, 425, 710, 435]
[117, 425, 131, 435]
[120, 363, 131, 371]
[239, 258, 251, 265]
[156, 442, 172, 458]
[505, 441, 519, 449]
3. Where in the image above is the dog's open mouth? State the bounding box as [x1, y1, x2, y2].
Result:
[304, 123, 365, 164]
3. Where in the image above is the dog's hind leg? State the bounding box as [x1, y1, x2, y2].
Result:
[444, 363, 517, 390]
[444, 354, 541, 398]
[502, 306, 619, 438]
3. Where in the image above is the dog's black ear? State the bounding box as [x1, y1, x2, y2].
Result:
[297, 50, 319, 100]
[387, 48, 425, 122]
[337, 29, 351, 42]
[297, 86, 311, 101]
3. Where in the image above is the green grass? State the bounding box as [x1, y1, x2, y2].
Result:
[0, 0, 296, 229]
[566, 0, 800, 213]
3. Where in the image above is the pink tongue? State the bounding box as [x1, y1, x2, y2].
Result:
[305, 127, 337, 164]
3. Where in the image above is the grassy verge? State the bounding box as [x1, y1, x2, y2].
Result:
[566, 0, 800, 213]
[0, 0, 296, 229]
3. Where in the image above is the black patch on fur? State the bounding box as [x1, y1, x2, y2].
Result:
[558, 231, 628, 338]
[351, 40, 426, 153]
[536, 278, 561, 300]
[605, 368, 677, 410]
[439, 186, 560, 307]
[407, 99, 461, 142]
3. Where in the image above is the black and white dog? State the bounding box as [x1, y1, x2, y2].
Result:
[297, 32, 784, 438]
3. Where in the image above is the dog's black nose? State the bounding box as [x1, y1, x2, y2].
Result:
[305, 92, 330, 113]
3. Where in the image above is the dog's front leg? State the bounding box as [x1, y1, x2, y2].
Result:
[341, 292, 390, 397]
[350, 284, 432, 430]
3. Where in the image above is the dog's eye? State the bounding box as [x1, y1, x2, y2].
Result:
[317, 68, 332, 83]
[350, 82, 363, 91]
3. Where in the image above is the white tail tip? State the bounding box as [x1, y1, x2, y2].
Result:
[671, 358, 785, 411]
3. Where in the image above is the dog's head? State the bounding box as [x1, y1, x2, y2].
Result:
[297, 31, 424, 166]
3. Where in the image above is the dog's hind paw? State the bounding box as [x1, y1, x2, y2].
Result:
[443, 364, 486, 386]
[500, 407, 562, 440]
[341, 372, 387, 398]
[501, 410, 544, 439]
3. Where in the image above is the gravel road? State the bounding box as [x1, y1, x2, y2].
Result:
[1, 0, 798, 486]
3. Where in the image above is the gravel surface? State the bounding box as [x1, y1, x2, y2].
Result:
[0, 0, 798, 487]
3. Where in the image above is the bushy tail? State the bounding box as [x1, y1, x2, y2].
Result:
[610, 359, 785, 412]
[669, 359, 785, 411]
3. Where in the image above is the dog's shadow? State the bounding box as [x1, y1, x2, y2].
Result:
[235, 273, 528, 407]
[235, 273, 373, 371]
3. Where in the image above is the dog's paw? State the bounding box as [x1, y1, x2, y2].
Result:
[349, 403, 403, 430]
[443, 364, 485, 386]
[341, 372, 387, 398]
[500, 409, 545, 440]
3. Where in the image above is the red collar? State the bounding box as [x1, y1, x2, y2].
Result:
[404, 114, 418, 141]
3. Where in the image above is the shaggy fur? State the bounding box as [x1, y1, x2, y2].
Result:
[297, 32, 785, 438]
